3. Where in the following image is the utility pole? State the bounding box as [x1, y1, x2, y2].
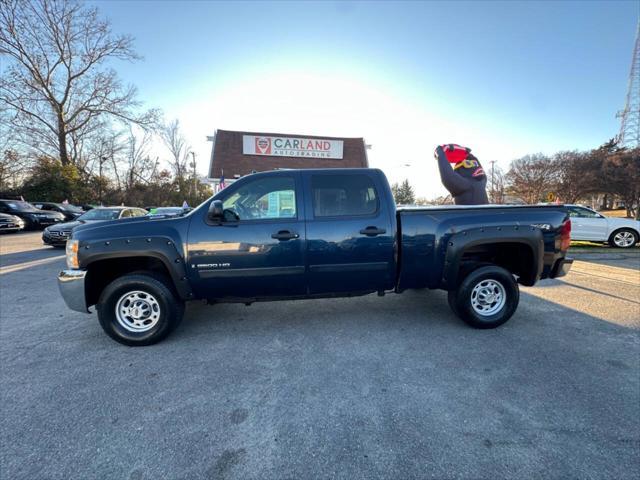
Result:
[617, 21, 640, 148]
[190, 151, 197, 201]
[490, 160, 496, 203]
[99, 156, 106, 206]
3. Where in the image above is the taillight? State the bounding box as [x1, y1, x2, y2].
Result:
[560, 219, 571, 251]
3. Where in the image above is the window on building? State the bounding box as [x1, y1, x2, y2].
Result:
[223, 177, 296, 220]
[311, 174, 378, 217]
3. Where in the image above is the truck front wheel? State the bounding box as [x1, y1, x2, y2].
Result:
[448, 265, 519, 329]
[96, 273, 184, 346]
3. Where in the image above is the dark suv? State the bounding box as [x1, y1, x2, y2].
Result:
[0, 199, 65, 230]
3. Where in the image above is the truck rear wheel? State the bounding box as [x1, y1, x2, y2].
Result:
[96, 273, 184, 346]
[449, 265, 519, 329]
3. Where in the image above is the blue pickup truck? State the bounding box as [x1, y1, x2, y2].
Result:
[58, 168, 573, 346]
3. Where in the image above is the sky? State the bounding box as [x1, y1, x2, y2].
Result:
[90, 0, 638, 198]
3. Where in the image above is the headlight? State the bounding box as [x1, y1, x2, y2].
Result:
[66, 239, 79, 269]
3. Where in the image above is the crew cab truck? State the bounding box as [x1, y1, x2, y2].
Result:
[58, 168, 573, 346]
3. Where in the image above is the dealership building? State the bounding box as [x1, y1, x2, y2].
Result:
[207, 129, 369, 190]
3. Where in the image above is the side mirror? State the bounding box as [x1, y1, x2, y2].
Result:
[207, 200, 224, 222]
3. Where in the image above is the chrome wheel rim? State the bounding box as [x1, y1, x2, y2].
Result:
[471, 279, 506, 316]
[115, 290, 161, 332]
[614, 231, 635, 247]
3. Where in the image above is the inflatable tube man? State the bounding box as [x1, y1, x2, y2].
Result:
[434, 144, 488, 205]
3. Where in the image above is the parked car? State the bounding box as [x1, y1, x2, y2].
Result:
[0, 213, 25, 233]
[566, 205, 639, 248]
[58, 168, 573, 346]
[32, 202, 84, 221]
[0, 199, 65, 229]
[147, 206, 191, 217]
[43, 206, 148, 247]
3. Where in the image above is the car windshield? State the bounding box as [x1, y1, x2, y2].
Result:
[60, 204, 83, 213]
[78, 208, 121, 221]
[3, 201, 39, 212]
[148, 207, 184, 215]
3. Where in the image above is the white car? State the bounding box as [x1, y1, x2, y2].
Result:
[566, 205, 639, 248]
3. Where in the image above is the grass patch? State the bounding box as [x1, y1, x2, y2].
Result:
[600, 210, 634, 218]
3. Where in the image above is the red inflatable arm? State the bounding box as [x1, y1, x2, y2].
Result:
[436, 144, 471, 164]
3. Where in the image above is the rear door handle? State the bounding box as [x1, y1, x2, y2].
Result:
[271, 230, 299, 241]
[359, 226, 386, 237]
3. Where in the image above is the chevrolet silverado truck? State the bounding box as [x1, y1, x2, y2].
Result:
[58, 168, 573, 346]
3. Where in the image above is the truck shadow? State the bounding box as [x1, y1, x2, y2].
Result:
[160, 289, 639, 478]
[174, 287, 639, 342]
[0, 246, 65, 269]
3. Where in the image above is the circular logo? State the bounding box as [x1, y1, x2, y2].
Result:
[256, 137, 270, 153]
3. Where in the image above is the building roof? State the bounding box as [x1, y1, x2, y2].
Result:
[208, 129, 368, 179]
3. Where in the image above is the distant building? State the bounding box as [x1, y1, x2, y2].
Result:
[207, 129, 369, 191]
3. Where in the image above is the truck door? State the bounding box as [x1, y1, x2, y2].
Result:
[304, 171, 395, 295]
[187, 173, 306, 299]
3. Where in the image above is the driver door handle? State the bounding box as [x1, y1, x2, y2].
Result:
[271, 230, 299, 241]
[359, 226, 386, 237]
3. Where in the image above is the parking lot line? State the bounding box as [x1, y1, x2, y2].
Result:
[0, 255, 65, 275]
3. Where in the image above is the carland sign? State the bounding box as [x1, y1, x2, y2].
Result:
[242, 135, 344, 159]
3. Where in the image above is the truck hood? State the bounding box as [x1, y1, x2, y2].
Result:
[71, 214, 189, 238]
[48, 219, 102, 231]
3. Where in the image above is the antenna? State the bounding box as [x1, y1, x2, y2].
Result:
[616, 21, 640, 148]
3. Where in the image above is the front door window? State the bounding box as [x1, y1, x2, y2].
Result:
[223, 177, 296, 221]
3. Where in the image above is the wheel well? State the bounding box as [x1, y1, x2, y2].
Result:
[458, 242, 536, 286]
[609, 227, 639, 240]
[85, 256, 175, 307]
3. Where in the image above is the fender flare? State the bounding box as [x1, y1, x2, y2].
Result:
[79, 235, 193, 301]
[441, 226, 544, 289]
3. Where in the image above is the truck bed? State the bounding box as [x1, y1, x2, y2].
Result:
[396, 204, 570, 291]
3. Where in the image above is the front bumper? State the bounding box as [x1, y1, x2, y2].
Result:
[42, 231, 68, 246]
[550, 257, 573, 279]
[58, 269, 89, 313]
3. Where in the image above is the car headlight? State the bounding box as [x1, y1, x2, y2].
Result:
[66, 239, 79, 269]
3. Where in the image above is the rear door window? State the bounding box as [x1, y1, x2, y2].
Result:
[311, 174, 378, 217]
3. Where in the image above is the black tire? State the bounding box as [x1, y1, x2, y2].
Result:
[447, 290, 460, 317]
[449, 265, 519, 329]
[608, 228, 639, 249]
[96, 273, 184, 346]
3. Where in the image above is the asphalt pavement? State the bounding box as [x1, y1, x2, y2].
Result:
[1, 232, 639, 480]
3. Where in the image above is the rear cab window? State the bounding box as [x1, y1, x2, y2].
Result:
[311, 174, 378, 217]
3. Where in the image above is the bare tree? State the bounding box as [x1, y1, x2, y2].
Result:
[601, 147, 640, 219]
[124, 125, 157, 189]
[161, 119, 189, 191]
[555, 150, 607, 204]
[0, 0, 158, 166]
[0, 148, 31, 191]
[488, 163, 506, 204]
[506, 154, 560, 204]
